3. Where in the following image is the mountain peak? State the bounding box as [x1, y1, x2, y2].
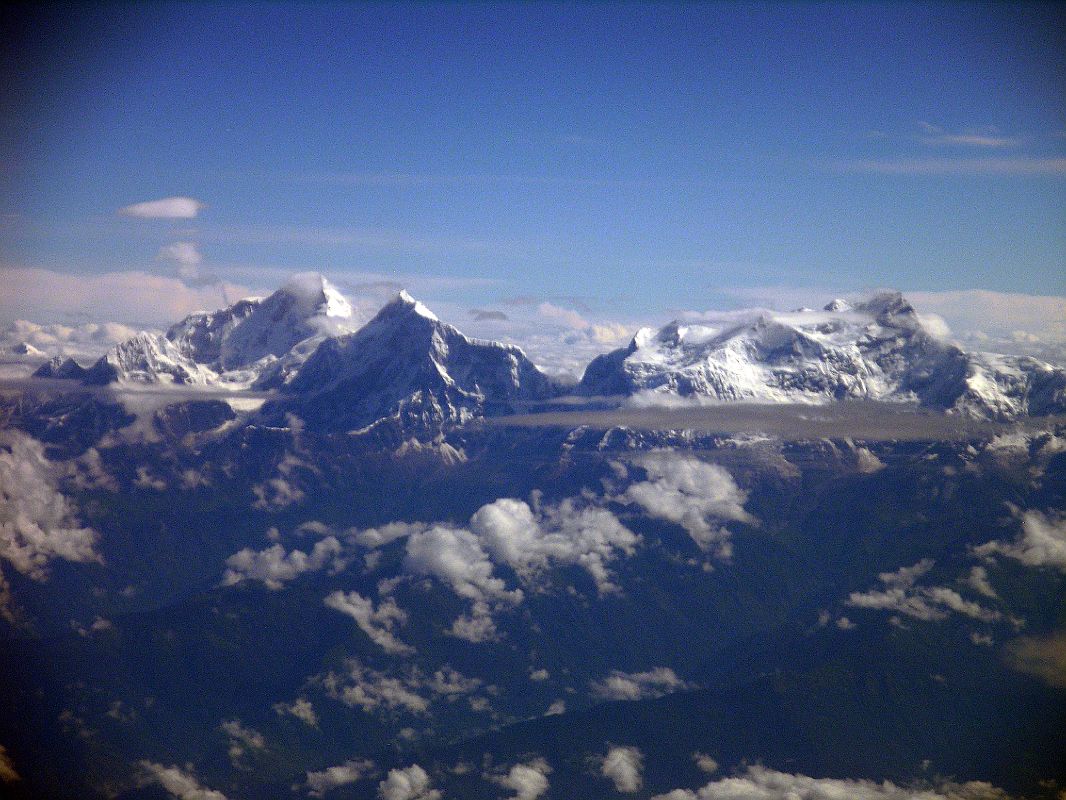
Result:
[276, 272, 352, 320]
[377, 290, 440, 323]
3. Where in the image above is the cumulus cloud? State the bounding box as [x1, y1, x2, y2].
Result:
[405, 525, 520, 605]
[470, 496, 639, 594]
[157, 241, 204, 281]
[324, 590, 415, 655]
[118, 196, 205, 219]
[590, 667, 694, 701]
[692, 753, 719, 774]
[252, 451, 311, 510]
[490, 758, 551, 800]
[319, 661, 480, 716]
[404, 524, 523, 642]
[274, 697, 319, 727]
[377, 764, 440, 800]
[301, 758, 375, 798]
[601, 746, 643, 793]
[973, 511, 1066, 572]
[846, 559, 1001, 624]
[0, 430, 101, 581]
[353, 521, 432, 549]
[618, 454, 753, 557]
[136, 761, 227, 800]
[0, 268, 253, 328]
[220, 719, 265, 764]
[649, 765, 1010, 800]
[220, 536, 346, 590]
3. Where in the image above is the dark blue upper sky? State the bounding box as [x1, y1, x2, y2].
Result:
[1, 1, 1064, 317]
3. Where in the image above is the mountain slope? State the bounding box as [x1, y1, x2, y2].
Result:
[578, 292, 1066, 419]
[262, 290, 556, 433]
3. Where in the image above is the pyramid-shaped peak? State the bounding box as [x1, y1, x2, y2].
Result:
[377, 290, 440, 322]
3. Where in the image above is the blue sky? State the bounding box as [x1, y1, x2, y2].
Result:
[1, 1, 1064, 328]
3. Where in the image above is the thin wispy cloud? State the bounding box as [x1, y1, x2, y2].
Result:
[118, 196, 205, 219]
[830, 157, 1066, 176]
[916, 121, 1020, 148]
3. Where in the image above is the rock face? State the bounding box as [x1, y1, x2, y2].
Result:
[33, 356, 89, 380]
[578, 292, 1066, 419]
[264, 291, 557, 434]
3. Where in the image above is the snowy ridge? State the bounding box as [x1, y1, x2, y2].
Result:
[578, 292, 1066, 420]
[263, 290, 556, 433]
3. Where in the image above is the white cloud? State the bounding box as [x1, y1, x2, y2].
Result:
[136, 761, 227, 800]
[916, 123, 1020, 149]
[649, 765, 1010, 800]
[963, 565, 998, 599]
[0, 744, 20, 783]
[590, 667, 694, 701]
[491, 758, 551, 800]
[974, 511, 1066, 572]
[538, 301, 589, 330]
[220, 719, 265, 764]
[157, 241, 204, 281]
[470, 496, 639, 594]
[906, 289, 1066, 346]
[302, 758, 375, 798]
[273, 697, 319, 727]
[404, 524, 523, 641]
[118, 196, 205, 219]
[252, 452, 310, 510]
[353, 521, 432, 549]
[319, 661, 480, 716]
[0, 430, 101, 581]
[377, 764, 441, 800]
[322, 662, 429, 715]
[846, 559, 1001, 623]
[545, 699, 566, 715]
[692, 753, 718, 774]
[324, 590, 415, 656]
[220, 537, 346, 590]
[619, 454, 753, 557]
[601, 746, 643, 793]
[0, 268, 254, 327]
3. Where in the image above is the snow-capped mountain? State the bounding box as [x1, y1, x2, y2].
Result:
[261, 290, 557, 433]
[578, 292, 1066, 419]
[47, 273, 360, 388]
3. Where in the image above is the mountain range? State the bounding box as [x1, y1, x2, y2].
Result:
[2, 275, 1065, 800]
[31, 276, 1066, 435]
